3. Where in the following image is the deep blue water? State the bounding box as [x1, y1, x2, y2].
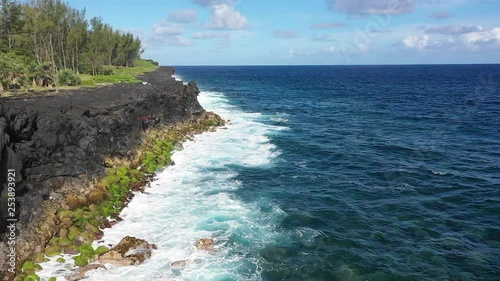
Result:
[173, 65, 500, 281]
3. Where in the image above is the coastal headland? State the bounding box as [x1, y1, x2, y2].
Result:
[0, 67, 224, 280]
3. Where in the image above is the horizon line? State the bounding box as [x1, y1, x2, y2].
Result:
[169, 63, 500, 67]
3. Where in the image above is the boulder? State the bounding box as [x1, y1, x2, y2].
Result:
[195, 238, 215, 251]
[171, 260, 188, 267]
[66, 264, 106, 281]
[97, 236, 157, 266]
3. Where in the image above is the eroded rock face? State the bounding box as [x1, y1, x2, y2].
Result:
[98, 236, 157, 266]
[0, 67, 209, 278]
[195, 238, 215, 251]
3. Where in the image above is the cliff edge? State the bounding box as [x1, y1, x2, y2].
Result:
[0, 67, 212, 279]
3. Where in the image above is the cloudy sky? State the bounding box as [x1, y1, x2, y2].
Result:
[68, 0, 500, 65]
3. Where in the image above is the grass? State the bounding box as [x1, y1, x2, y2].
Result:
[0, 59, 159, 97]
[79, 59, 159, 87]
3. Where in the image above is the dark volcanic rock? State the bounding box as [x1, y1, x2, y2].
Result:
[0, 67, 208, 278]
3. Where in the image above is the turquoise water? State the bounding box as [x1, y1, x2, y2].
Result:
[41, 65, 500, 281]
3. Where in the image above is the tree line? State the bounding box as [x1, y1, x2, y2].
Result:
[0, 0, 143, 90]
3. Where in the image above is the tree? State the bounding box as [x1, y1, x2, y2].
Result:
[0, 0, 145, 88]
[0, 0, 23, 50]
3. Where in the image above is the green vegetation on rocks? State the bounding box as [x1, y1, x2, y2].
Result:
[22, 275, 40, 281]
[21, 261, 42, 275]
[95, 246, 109, 255]
[44, 246, 61, 257]
[37, 113, 225, 269]
[79, 244, 95, 258]
[32, 253, 44, 263]
[73, 255, 89, 267]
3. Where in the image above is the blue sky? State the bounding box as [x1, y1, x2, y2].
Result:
[67, 0, 500, 65]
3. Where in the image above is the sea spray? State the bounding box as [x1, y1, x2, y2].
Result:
[39, 91, 288, 280]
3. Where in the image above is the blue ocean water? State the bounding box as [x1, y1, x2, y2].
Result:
[172, 65, 500, 281]
[41, 65, 499, 281]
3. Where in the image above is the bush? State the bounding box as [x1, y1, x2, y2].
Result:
[101, 66, 115, 76]
[143, 59, 159, 66]
[57, 69, 82, 86]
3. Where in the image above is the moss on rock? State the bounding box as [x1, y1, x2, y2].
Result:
[58, 227, 69, 238]
[21, 261, 42, 275]
[44, 246, 61, 257]
[87, 189, 106, 204]
[95, 246, 109, 255]
[32, 253, 45, 263]
[67, 225, 81, 241]
[32, 112, 225, 272]
[73, 255, 89, 267]
[23, 274, 40, 281]
[57, 237, 72, 247]
[78, 244, 95, 258]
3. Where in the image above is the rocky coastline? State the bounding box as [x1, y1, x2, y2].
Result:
[0, 67, 224, 280]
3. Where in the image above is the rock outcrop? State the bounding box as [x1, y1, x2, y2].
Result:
[195, 238, 215, 251]
[97, 236, 157, 266]
[66, 264, 106, 281]
[0, 67, 217, 280]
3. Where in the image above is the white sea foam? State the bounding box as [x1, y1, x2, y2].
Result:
[432, 170, 449, 176]
[172, 74, 183, 82]
[39, 91, 288, 281]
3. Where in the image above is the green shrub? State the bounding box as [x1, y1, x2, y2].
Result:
[101, 66, 115, 76]
[57, 69, 81, 86]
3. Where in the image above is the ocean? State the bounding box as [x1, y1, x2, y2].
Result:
[41, 65, 500, 280]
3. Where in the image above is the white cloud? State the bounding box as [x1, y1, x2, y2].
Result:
[403, 34, 430, 49]
[288, 48, 296, 58]
[152, 21, 184, 36]
[460, 27, 500, 49]
[150, 20, 191, 47]
[168, 9, 198, 23]
[205, 4, 248, 30]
